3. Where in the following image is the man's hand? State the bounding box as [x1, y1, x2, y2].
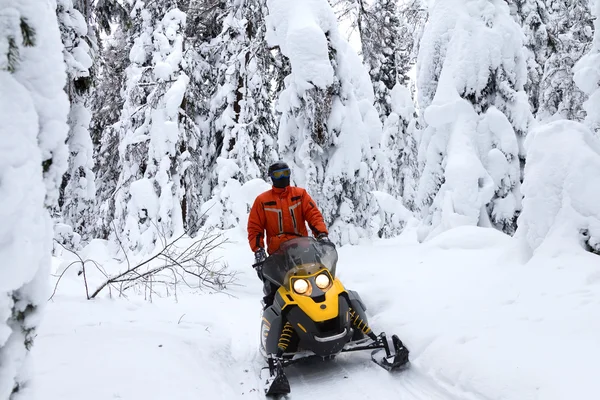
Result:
[317, 233, 334, 246]
[253, 248, 267, 280]
[254, 248, 267, 264]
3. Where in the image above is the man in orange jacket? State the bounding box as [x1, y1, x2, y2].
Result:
[248, 161, 332, 306]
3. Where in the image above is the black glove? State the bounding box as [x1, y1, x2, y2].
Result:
[317, 233, 334, 246]
[254, 248, 267, 264]
[253, 249, 266, 280]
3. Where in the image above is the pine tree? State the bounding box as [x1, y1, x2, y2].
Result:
[358, 0, 409, 120]
[330, 0, 422, 224]
[95, 0, 127, 34]
[200, 0, 278, 228]
[57, 0, 97, 243]
[113, 3, 190, 253]
[538, 0, 593, 121]
[0, 0, 69, 396]
[268, 0, 382, 245]
[90, 25, 130, 239]
[398, 0, 429, 63]
[508, 0, 552, 117]
[178, 0, 229, 233]
[331, 0, 417, 121]
[416, 0, 533, 240]
[574, 0, 600, 136]
[373, 84, 419, 236]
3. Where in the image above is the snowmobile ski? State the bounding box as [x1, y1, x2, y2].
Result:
[262, 355, 290, 396]
[370, 333, 410, 371]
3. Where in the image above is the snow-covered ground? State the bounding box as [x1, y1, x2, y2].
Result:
[33, 226, 600, 399]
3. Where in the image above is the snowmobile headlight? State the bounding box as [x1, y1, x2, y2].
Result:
[315, 273, 331, 290]
[293, 278, 310, 295]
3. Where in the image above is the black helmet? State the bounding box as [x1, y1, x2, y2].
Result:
[268, 161, 290, 176]
[268, 161, 291, 188]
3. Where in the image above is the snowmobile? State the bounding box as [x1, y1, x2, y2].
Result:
[256, 237, 410, 396]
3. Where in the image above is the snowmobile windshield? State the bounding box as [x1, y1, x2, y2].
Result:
[262, 237, 338, 288]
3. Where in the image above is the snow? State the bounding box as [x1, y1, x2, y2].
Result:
[152, 9, 186, 81]
[372, 191, 414, 235]
[517, 120, 600, 256]
[390, 84, 415, 120]
[123, 178, 161, 254]
[0, 73, 47, 296]
[1, 0, 69, 396]
[269, 0, 382, 245]
[58, 0, 93, 79]
[573, 0, 600, 136]
[7, 0, 599, 398]
[201, 163, 271, 231]
[416, 0, 532, 239]
[15, 1, 70, 209]
[266, 0, 336, 92]
[33, 225, 600, 400]
[114, 4, 190, 254]
[62, 101, 96, 240]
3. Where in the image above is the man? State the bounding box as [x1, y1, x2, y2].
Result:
[247, 161, 332, 306]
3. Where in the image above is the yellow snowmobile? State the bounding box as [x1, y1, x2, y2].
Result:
[256, 237, 409, 396]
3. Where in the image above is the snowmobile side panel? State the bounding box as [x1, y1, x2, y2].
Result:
[262, 299, 285, 355]
[347, 289, 367, 312]
[346, 291, 370, 341]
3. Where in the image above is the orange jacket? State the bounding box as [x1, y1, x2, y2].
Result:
[248, 186, 328, 254]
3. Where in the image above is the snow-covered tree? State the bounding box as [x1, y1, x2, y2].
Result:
[201, 0, 278, 229]
[95, 0, 127, 34]
[57, 0, 96, 243]
[374, 86, 416, 195]
[574, 0, 600, 136]
[0, 0, 69, 396]
[159, 0, 231, 233]
[330, 0, 417, 121]
[416, 0, 533, 241]
[90, 25, 130, 239]
[373, 84, 419, 236]
[398, 0, 429, 62]
[267, 0, 382, 245]
[508, 0, 551, 116]
[517, 121, 600, 256]
[114, 4, 189, 253]
[358, 0, 410, 120]
[538, 0, 593, 121]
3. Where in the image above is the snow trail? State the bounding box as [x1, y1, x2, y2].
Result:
[33, 226, 600, 399]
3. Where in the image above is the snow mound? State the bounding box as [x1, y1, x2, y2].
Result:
[517, 120, 600, 256]
[425, 225, 513, 250]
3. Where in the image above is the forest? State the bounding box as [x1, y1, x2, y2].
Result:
[1, 0, 600, 398]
